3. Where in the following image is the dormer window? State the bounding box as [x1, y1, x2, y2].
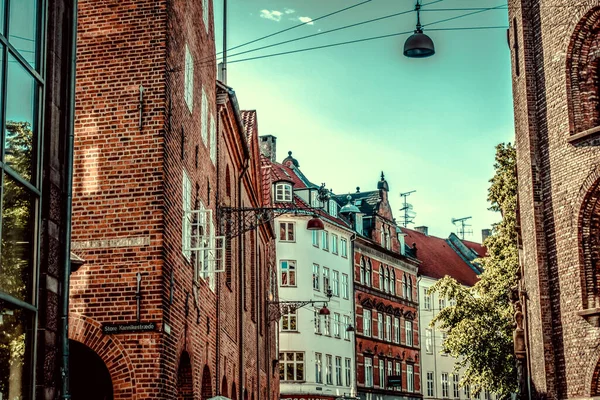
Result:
[355, 213, 363, 235]
[275, 183, 292, 202]
[329, 201, 338, 217]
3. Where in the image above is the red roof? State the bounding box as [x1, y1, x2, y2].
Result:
[462, 240, 487, 258]
[269, 161, 308, 188]
[240, 110, 257, 144]
[402, 228, 480, 287]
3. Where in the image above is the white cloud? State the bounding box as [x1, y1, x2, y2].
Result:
[260, 9, 283, 22]
[284, 8, 296, 14]
[298, 16, 314, 25]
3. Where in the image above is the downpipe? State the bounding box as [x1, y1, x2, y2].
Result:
[238, 160, 249, 400]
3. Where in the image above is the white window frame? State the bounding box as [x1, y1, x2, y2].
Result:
[379, 359, 385, 387]
[465, 385, 471, 399]
[439, 298, 446, 310]
[427, 371, 435, 397]
[332, 234, 338, 254]
[323, 267, 330, 293]
[315, 353, 323, 383]
[426, 328, 433, 353]
[281, 307, 298, 332]
[363, 309, 372, 337]
[312, 230, 319, 247]
[405, 320, 414, 346]
[326, 355, 333, 385]
[344, 315, 351, 340]
[332, 270, 340, 296]
[322, 230, 329, 251]
[313, 264, 320, 291]
[453, 374, 460, 398]
[385, 315, 391, 342]
[333, 313, 340, 338]
[355, 213, 363, 234]
[324, 315, 331, 336]
[182, 170, 192, 260]
[184, 44, 194, 112]
[377, 312, 383, 339]
[314, 308, 322, 334]
[407, 364, 414, 393]
[442, 373, 449, 398]
[341, 238, 348, 257]
[391, 270, 396, 295]
[275, 183, 292, 202]
[424, 289, 432, 310]
[396, 362, 402, 391]
[280, 260, 296, 287]
[335, 356, 342, 386]
[342, 273, 349, 299]
[201, 87, 208, 144]
[345, 358, 352, 386]
[365, 357, 373, 388]
[394, 317, 400, 343]
[329, 200, 338, 217]
[279, 221, 295, 242]
[279, 352, 305, 382]
[209, 113, 216, 164]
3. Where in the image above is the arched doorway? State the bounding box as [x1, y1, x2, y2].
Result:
[69, 340, 113, 400]
[221, 376, 228, 397]
[177, 352, 193, 400]
[231, 382, 237, 400]
[201, 365, 212, 399]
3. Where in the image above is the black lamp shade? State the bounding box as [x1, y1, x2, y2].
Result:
[404, 30, 435, 58]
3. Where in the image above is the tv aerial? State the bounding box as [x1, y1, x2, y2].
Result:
[451, 216, 473, 240]
[399, 190, 417, 227]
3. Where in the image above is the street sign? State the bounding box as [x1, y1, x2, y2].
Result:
[387, 375, 402, 387]
[102, 322, 156, 335]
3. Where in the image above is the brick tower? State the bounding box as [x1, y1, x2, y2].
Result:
[69, 1, 278, 399]
[509, 0, 600, 398]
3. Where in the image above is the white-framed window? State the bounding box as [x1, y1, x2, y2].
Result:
[424, 289, 431, 310]
[387, 361, 393, 386]
[439, 298, 446, 310]
[279, 352, 304, 382]
[322, 230, 329, 251]
[450, 298, 457, 307]
[313, 264, 320, 291]
[313, 230, 319, 247]
[360, 259, 365, 285]
[341, 238, 348, 257]
[407, 364, 414, 392]
[332, 270, 340, 296]
[333, 313, 341, 338]
[329, 200, 338, 217]
[363, 309, 371, 337]
[379, 267, 384, 291]
[344, 315, 351, 340]
[335, 356, 342, 386]
[332, 234, 338, 254]
[395, 362, 402, 391]
[202, 0, 209, 32]
[385, 268, 390, 293]
[324, 315, 330, 336]
[355, 213, 363, 234]
[465, 385, 471, 399]
[184, 44, 194, 112]
[279, 221, 295, 242]
[209, 114, 216, 164]
[427, 371, 435, 397]
[182, 170, 192, 260]
[326, 355, 333, 385]
[281, 307, 297, 332]
[380, 229, 385, 248]
[402, 274, 408, 298]
[442, 373, 449, 398]
[386, 227, 391, 250]
[342, 274, 349, 299]
[385, 315, 391, 342]
[315, 353, 323, 383]
[365, 357, 373, 387]
[377, 312, 383, 339]
[405, 320, 413, 346]
[275, 183, 292, 202]
[201, 87, 208, 144]
[390, 269, 396, 295]
[394, 317, 400, 343]
[280, 260, 296, 287]
[453, 374, 460, 398]
[310, 190, 319, 207]
[323, 267, 330, 293]
[345, 358, 352, 386]
[426, 328, 433, 353]
[441, 331, 449, 356]
[314, 309, 322, 334]
[379, 359, 385, 387]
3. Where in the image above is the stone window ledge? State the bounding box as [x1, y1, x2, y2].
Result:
[578, 307, 600, 327]
[568, 125, 600, 143]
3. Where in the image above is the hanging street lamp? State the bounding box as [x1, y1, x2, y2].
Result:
[404, 1, 435, 58]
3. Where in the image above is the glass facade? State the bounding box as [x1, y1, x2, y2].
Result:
[0, 0, 44, 398]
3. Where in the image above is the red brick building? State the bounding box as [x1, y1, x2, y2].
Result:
[509, 0, 600, 398]
[340, 174, 421, 400]
[68, 1, 278, 399]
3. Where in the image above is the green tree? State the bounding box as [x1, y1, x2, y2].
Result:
[429, 143, 518, 399]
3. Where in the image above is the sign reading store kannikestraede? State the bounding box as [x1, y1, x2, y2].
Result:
[102, 322, 156, 335]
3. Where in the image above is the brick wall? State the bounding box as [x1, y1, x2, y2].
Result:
[510, 0, 600, 398]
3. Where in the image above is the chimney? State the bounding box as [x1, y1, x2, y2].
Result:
[259, 135, 277, 162]
[482, 229, 492, 243]
[415, 226, 428, 236]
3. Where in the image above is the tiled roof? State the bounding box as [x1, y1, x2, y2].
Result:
[462, 240, 487, 258]
[401, 228, 480, 287]
[333, 190, 380, 216]
[269, 161, 311, 188]
[260, 154, 273, 206]
[240, 110, 257, 144]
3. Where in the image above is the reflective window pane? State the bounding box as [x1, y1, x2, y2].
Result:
[0, 303, 33, 399]
[5, 55, 37, 183]
[8, 0, 38, 68]
[0, 175, 36, 302]
[0, 0, 5, 36]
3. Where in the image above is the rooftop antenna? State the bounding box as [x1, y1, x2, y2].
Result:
[451, 216, 473, 240]
[399, 190, 417, 227]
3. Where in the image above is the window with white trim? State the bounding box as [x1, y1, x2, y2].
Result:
[341, 238, 348, 257]
[379, 359, 385, 387]
[363, 309, 371, 337]
[464, 385, 471, 399]
[442, 373, 449, 398]
[344, 315, 351, 340]
[201, 88, 208, 144]
[312, 230, 319, 247]
[332, 234, 338, 254]
[332, 270, 340, 296]
[326, 355, 333, 385]
[279, 352, 304, 382]
[396, 362, 402, 391]
[209, 113, 216, 164]
[427, 371, 435, 397]
[385, 315, 391, 342]
[387, 361, 393, 387]
[345, 358, 352, 386]
[322, 230, 329, 251]
[379, 267, 384, 291]
[275, 183, 292, 202]
[281, 307, 297, 332]
[184, 45, 194, 112]
[329, 200, 338, 217]
[365, 357, 373, 387]
[439, 298, 446, 311]
[355, 213, 363, 234]
[314, 309, 321, 334]
[335, 357, 342, 386]
[407, 364, 414, 392]
[426, 328, 433, 353]
[342, 274, 349, 299]
[324, 315, 330, 336]
[394, 317, 400, 343]
[182, 170, 192, 260]
[313, 264, 320, 291]
[315, 353, 323, 383]
[391, 269, 396, 295]
[333, 313, 340, 338]
[453, 374, 460, 398]
[323, 267, 330, 293]
[279, 222, 295, 242]
[385, 268, 390, 293]
[280, 260, 296, 287]
[377, 312, 383, 339]
[405, 320, 413, 346]
[424, 289, 432, 310]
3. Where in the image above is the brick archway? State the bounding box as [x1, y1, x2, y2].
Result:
[177, 352, 194, 400]
[578, 176, 600, 310]
[68, 315, 136, 400]
[201, 364, 212, 399]
[221, 376, 228, 397]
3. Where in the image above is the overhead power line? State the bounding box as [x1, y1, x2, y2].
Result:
[423, 3, 507, 27]
[216, 0, 375, 57]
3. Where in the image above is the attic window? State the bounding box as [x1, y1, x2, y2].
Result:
[329, 201, 337, 218]
[356, 200, 362, 206]
[275, 183, 292, 202]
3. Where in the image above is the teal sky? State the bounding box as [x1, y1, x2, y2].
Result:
[213, 0, 514, 241]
